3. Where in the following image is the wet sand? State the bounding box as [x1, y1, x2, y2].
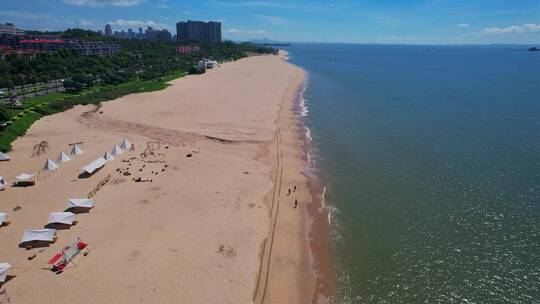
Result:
[0, 52, 317, 303]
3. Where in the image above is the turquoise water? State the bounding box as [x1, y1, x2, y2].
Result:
[285, 44, 540, 303]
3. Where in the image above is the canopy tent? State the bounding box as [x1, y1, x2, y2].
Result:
[57, 151, 71, 163]
[111, 145, 123, 156]
[47, 212, 75, 225]
[81, 157, 106, 175]
[70, 144, 83, 156]
[103, 151, 115, 161]
[120, 138, 132, 150]
[21, 229, 56, 244]
[0, 151, 9, 161]
[43, 159, 59, 171]
[15, 173, 36, 186]
[16, 173, 35, 181]
[0, 263, 12, 283]
[0, 176, 6, 188]
[67, 198, 94, 209]
[0, 212, 6, 226]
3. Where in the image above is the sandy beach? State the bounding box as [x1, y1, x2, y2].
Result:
[0, 51, 317, 303]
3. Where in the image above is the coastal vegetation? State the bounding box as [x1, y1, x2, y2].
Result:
[0, 29, 277, 151]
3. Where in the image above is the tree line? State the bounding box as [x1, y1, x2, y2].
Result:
[0, 28, 277, 91]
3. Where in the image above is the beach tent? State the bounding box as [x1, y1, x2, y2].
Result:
[103, 151, 115, 161]
[57, 151, 71, 163]
[120, 138, 132, 150]
[111, 145, 123, 156]
[0, 176, 6, 189]
[20, 229, 56, 244]
[47, 212, 75, 225]
[0, 263, 12, 283]
[0, 212, 6, 226]
[15, 173, 36, 186]
[0, 151, 9, 161]
[81, 157, 106, 175]
[70, 144, 83, 156]
[43, 159, 59, 171]
[67, 198, 94, 210]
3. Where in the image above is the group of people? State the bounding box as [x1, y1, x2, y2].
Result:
[287, 185, 298, 208]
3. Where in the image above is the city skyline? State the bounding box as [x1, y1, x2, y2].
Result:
[1, 0, 540, 44]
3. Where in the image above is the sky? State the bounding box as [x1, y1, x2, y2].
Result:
[2, 0, 540, 44]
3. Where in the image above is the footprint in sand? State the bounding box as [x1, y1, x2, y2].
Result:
[128, 250, 141, 262]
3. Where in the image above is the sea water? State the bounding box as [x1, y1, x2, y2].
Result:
[284, 44, 540, 303]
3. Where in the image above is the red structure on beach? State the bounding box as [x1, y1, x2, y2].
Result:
[176, 45, 200, 54]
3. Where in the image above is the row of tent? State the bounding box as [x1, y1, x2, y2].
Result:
[0, 138, 132, 188]
[0, 139, 132, 283]
[0, 199, 95, 283]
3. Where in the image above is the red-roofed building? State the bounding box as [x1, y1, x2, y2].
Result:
[176, 45, 200, 54]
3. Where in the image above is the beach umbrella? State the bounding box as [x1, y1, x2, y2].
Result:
[0, 151, 9, 161]
[103, 151, 115, 161]
[111, 145, 123, 156]
[120, 138, 132, 150]
[43, 159, 59, 171]
[57, 151, 71, 163]
[70, 144, 83, 156]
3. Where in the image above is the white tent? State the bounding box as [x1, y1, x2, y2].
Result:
[0, 176, 6, 188]
[47, 212, 75, 225]
[0, 151, 9, 161]
[81, 157, 106, 175]
[120, 138, 132, 150]
[43, 159, 59, 171]
[67, 198, 94, 209]
[111, 145, 123, 156]
[70, 144, 83, 156]
[0, 262, 12, 283]
[20, 229, 56, 244]
[103, 151, 115, 161]
[57, 151, 71, 163]
[16, 173, 35, 182]
[0, 212, 6, 225]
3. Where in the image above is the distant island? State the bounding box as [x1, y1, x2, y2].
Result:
[247, 39, 291, 47]
[528, 47, 540, 52]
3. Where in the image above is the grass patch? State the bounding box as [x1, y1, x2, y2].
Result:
[0, 73, 184, 152]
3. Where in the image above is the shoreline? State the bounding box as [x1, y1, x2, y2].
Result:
[254, 52, 334, 303]
[293, 72, 335, 302]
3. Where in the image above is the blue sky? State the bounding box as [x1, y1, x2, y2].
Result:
[2, 0, 540, 44]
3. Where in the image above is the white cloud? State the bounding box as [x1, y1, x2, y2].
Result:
[225, 28, 267, 35]
[209, 1, 292, 8]
[108, 19, 170, 30]
[63, 0, 144, 7]
[157, 4, 170, 8]
[479, 23, 540, 35]
[254, 15, 296, 26]
[80, 20, 94, 26]
[456, 23, 470, 28]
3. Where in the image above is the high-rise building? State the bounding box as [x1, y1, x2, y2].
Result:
[138, 27, 143, 35]
[104, 24, 112, 36]
[176, 20, 221, 43]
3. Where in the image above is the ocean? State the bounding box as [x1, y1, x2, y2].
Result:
[284, 44, 540, 303]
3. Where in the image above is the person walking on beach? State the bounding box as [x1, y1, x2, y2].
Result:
[293, 185, 297, 192]
[294, 199, 298, 209]
[288, 188, 291, 196]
